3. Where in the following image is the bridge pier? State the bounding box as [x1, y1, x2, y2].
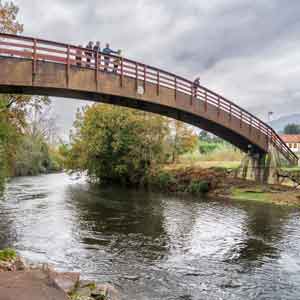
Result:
[238, 145, 282, 184]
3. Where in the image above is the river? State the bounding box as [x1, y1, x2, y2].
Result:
[1, 173, 300, 299]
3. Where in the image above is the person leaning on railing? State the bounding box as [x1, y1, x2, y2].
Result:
[75, 45, 83, 67]
[93, 41, 101, 58]
[193, 77, 200, 98]
[113, 50, 122, 73]
[103, 43, 119, 71]
[85, 41, 93, 68]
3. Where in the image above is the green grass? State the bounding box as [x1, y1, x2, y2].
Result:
[281, 166, 300, 172]
[165, 160, 241, 171]
[179, 144, 243, 165]
[231, 188, 270, 202]
[0, 248, 17, 262]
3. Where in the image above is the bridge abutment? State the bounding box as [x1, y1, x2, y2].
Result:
[237, 145, 282, 184]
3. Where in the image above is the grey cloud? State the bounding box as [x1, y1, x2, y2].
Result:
[12, 0, 300, 134]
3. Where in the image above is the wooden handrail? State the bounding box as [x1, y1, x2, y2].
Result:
[0, 33, 297, 165]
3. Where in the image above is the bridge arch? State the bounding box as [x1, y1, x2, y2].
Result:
[0, 33, 297, 165]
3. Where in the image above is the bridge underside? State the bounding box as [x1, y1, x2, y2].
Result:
[0, 84, 264, 155]
[0, 56, 268, 156]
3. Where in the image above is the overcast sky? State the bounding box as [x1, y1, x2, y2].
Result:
[14, 0, 300, 137]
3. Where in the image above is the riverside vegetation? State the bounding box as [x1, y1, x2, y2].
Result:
[0, 1, 63, 191]
[1, 1, 300, 204]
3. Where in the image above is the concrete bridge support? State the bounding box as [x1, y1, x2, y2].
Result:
[238, 145, 283, 184]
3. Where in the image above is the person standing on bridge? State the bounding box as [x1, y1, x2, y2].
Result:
[103, 43, 118, 72]
[93, 41, 101, 69]
[193, 77, 200, 98]
[75, 45, 83, 67]
[113, 50, 122, 73]
[85, 41, 93, 68]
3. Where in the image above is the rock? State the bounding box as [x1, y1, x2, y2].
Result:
[76, 286, 92, 297]
[78, 280, 97, 289]
[123, 275, 139, 281]
[92, 283, 120, 300]
[50, 271, 80, 294]
[0, 270, 69, 300]
[14, 256, 28, 271]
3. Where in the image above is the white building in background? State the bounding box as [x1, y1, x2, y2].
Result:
[280, 135, 300, 153]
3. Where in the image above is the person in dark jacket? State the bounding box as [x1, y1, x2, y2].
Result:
[85, 41, 93, 68]
[193, 77, 200, 98]
[103, 43, 118, 71]
[93, 41, 101, 68]
[113, 49, 122, 73]
[75, 45, 83, 67]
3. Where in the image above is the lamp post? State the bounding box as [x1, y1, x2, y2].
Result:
[268, 111, 274, 122]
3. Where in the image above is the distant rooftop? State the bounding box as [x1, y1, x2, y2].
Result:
[280, 134, 300, 143]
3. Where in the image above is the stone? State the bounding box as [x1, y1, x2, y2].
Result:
[91, 283, 121, 300]
[0, 270, 68, 300]
[76, 286, 93, 297]
[123, 275, 139, 281]
[14, 256, 28, 271]
[50, 271, 81, 293]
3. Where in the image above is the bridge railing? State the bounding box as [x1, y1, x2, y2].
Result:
[0, 33, 297, 165]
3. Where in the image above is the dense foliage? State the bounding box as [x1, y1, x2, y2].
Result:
[283, 123, 300, 134]
[65, 104, 198, 185]
[0, 2, 62, 191]
[66, 105, 170, 184]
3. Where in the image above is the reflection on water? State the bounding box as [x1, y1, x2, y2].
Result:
[1, 173, 300, 299]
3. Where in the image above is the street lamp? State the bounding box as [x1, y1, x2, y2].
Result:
[268, 111, 274, 122]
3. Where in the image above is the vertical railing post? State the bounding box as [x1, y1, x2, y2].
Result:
[217, 97, 220, 117]
[66, 45, 70, 87]
[157, 71, 160, 96]
[135, 62, 138, 91]
[240, 111, 243, 128]
[249, 118, 252, 134]
[190, 84, 198, 105]
[174, 77, 177, 100]
[95, 51, 98, 90]
[204, 90, 207, 112]
[120, 57, 124, 88]
[32, 38, 37, 84]
[229, 103, 232, 122]
[144, 65, 146, 93]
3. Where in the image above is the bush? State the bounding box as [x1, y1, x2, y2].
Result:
[198, 142, 219, 154]
[66, 105, 170, 185]
[150, 171, 176, 189]
[0, 248, 16, 262]
[188, 180, 210, 194]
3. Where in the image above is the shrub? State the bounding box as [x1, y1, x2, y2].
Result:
[150, 171, 176, 189]
[198, 142, 219, 154]
[188, 180, 210, 194]
[0, 248, 17, 262]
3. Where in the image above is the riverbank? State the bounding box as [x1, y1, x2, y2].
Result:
[151, 164, 300, 206]
[0, 249, 120, 300]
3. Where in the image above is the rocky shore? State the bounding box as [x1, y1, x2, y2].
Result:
[155, 166, 300, 206]
[0, 249, 120, 300]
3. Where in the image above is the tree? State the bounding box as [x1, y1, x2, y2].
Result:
[283, 123, 300, 134]
[66, 104, 170, 185]
[167, 120, 198, 162]
[0, 1, 23, 34]
[26, 96, 59, 145]
[0, 1, 57, 187]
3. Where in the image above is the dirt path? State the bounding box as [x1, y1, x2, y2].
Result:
[0, 270, 68, 300]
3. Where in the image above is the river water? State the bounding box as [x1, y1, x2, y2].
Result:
[1, 173, 300, 299]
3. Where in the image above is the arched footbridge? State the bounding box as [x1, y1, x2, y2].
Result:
[0, 33, 297, 165]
